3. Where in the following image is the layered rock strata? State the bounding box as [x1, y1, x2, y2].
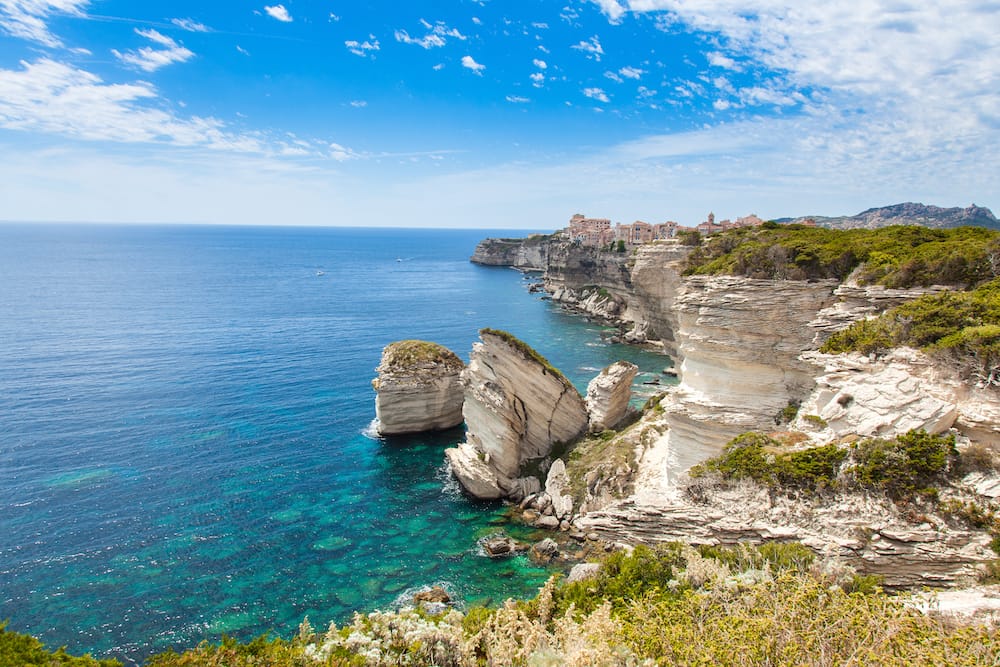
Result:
[585, 361, 639, 431]
[373, 340, 465, 435]
[470, 235, 552, 269]
[445, 330, 589, 500]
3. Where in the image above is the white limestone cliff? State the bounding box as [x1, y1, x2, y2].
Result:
[585, 361, 639, 431]
[373, 340, 465, 436]
[445, 330, 588, 500]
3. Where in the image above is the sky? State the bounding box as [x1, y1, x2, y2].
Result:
[0, 1, 997, 229]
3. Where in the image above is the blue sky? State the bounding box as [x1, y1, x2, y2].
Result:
[0, 1, 997, 228]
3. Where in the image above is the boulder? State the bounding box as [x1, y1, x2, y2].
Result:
[413, 586, 451, 604]
[545, 459, 574, 520]
[374, 340, 465, 435]
[534, 515, 560, 530]
[585, 361, 639, 431]
[481, 534, 524, 558]
[447, 329, 588, 499]
[444, 443, 505, 500]
[530, 538, 560, 563]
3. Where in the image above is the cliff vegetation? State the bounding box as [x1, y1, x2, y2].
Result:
[821, 279, 1000, 384]
[378, 340, 464, 371]
[683, 223, 1000, 286]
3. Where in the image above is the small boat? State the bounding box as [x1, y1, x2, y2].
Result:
[316, 270, 325, 276]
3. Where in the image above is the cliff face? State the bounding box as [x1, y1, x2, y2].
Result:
[373, 341, 465, 435]
[470, 235, 552, 269]
[445, 330, 589, 499]
[659, 277, 840, 473]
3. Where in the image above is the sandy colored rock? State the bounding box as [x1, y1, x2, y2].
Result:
[448, 330, 588, 499]
[586, 361, 639, 431]
[374, 340, 464, 435]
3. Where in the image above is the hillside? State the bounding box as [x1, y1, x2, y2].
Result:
[778, 202, 998, 230]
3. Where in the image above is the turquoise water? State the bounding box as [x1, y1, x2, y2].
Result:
[0, 224, 672, 662]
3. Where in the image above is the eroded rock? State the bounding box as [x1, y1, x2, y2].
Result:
[586, 361, 639, 431]
[446, 330, 588, 499]
[373, 340, 465, 435]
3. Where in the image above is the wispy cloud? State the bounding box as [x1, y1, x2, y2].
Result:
[571, 35, 603, 61]
[591, 0, 626, 24]
[0, 0, 89, 47]
[462, 55, 485, 75]
[619, 66, 644, 80]
[583, 87, 610, 103]
[506, 95, 530, 103]
[112, 28, 194, 72]
[394, 20, 466, 49]
[349, 100, 367, 108]
[345, 36, 380, 58]
[263, 4, 292, 23]
[170, 17, 209, 33]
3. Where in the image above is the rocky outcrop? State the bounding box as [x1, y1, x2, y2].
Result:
[796, 348, 1000, 447]
[658, 277, 840, 477]
[470, 235, 553, 269]
[585, 361, 639, 431]
[373, 340, 465, 435]
[445, 330, 588, 500]
[575, 491, 993, 589]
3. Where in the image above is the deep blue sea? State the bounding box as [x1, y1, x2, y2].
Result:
[0, 224, 672, 663]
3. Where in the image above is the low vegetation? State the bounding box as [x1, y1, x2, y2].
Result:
[692, 429, 962, 502]
[821, 279, 1000, 384]
[683, 223, 1000, 286]
[0, 622, 120, 667]
[380, 339, 464, 371]
[479, 328, 572, 386]
[136, 544, 998, 666]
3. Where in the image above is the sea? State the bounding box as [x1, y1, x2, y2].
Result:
[0, 224, 673, 663]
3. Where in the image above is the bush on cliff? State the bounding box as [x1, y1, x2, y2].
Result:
[0, 622, 120, 667]
[821, 278, 1000, 384]
[683, 224, 1000, 286]
[689, 432, 847, 492]
[693, 430, 959, 502]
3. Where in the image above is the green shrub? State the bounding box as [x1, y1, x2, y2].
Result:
[683, 224, 1000, 286]
[848, 430, 958, 500]
[692, 433, 846, 492]
[555, 544, 685, 615]
[775, 400, 800, 425]
[0, 622, 120, 667]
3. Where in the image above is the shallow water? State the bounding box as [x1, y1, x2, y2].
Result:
[0, 224, 673, 662]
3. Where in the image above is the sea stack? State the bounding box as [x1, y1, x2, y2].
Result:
[445, 329, 589, 500]
[585, 360, 639, 431]
[373, 340, 465, 435]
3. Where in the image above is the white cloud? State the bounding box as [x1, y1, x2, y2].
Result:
[263, 4, 292, 22]
[236, 45, 250, 56]
[530, 72, 544, 87]
[394, 20, 466, 49]
[619, 66, 644, 79]
[461, 55, 485, 75]
[533, 59, 547, 69]
[0, 58, 265, 150]
[625, 1, 1000, 176]
[592, 0, 626, 24]
[706, 51, 737, 70]
[329, 13, 340, 22]
[0, 0, 89, 47]
[349, 100, 367, 108]
[506, 95, 530, 103]
[432, 63, 445, 71]
[604, 71, 622, 83]
[345, 36, 380, 58]
[171, 18, 209, 33]
[532, 22, 549, 29]
[571, 35, 603, 61]
[583, 87, 610, 103]
[472, 16, 482, 25]
[112, 28, 194, 72]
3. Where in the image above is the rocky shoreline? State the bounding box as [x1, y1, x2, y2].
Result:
[370, 231, 1000, 597]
